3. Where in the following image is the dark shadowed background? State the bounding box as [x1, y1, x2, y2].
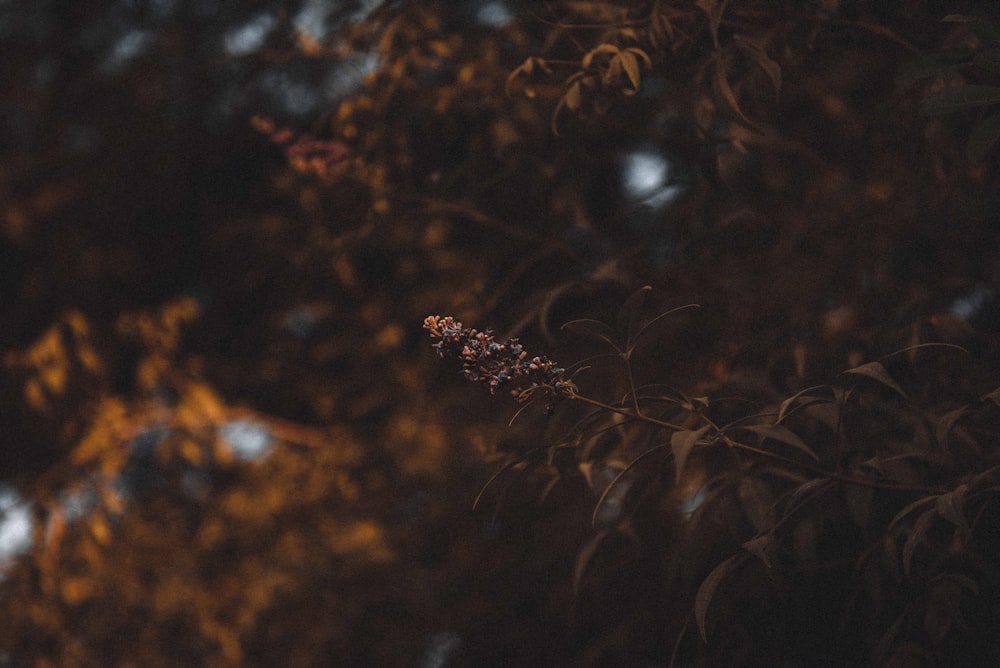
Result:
[2, 1, 1000, 666]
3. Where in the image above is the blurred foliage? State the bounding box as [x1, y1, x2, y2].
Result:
[1, 0, 999, 666]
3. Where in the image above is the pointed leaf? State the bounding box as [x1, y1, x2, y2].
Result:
[577, 461, 599, 491]
[618, 51, 641, 91]
[617, 28, 639, 42]
[581, 43, 620, 70]
[630, 303, 700, 349]
[712, 56, 758, 130]
[860, 456, 886, 478]
[982, 386, 1000, 407]
[967, 111, 1000, 164]
[617, 285, 652, 343]
[551, 101, 566, 136]
[843, 361, 908, 400]
[539, 474, 562, 504]
[941, 13, 1000, 41]
[591, 444, 668, 527]
[551, 74, 590, 135]
[561, 318, 620, 351]
[695, 552, 747, 642]
[787, 478, 835, 510]
[888, 494, 939, 533]
[605, 55, 623, 87]
[655, 13, 675, 45]
[776, 385, 835, 422]
[696, 0, 728, 47]
[742, 534, 773, 569]
[671, 425, 710, 484]
[505, 58, 534, 95]
[919, 84, 1000, 116]
[743, 424, 819, 461]
[886, 342, 969, 359]
[574, 528, 611, 594]
[564, 80, 584, 111]
[896, 48, 974, 84]
[626, 47, 653, 70]
[968, 464, 1000, 492]
[473, 451, 540, 511]
[684, 477, 729, 524]
[903, 507, 936, 578]
[936, 408, 966, 451]
[695, 0, 718, 15]
[777, 396, 834, 424]
[935, 483, 969, 532]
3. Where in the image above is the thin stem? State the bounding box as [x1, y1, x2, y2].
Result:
[567, 392, 686, 431]
[563, 390, 944, 495]
[718, 435, 942, 494]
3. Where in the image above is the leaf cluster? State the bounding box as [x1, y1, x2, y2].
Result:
[504, 0, 787, 139]
[900, 14, 1000, 163]
[467, 289, 1000, 665]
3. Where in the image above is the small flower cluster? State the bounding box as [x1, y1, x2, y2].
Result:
[424, 315, 571, 403]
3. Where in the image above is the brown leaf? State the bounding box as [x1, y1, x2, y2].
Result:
[618, 51, 641, 91]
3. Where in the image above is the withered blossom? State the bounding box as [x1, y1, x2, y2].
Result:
[423, 315, 572, 405]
